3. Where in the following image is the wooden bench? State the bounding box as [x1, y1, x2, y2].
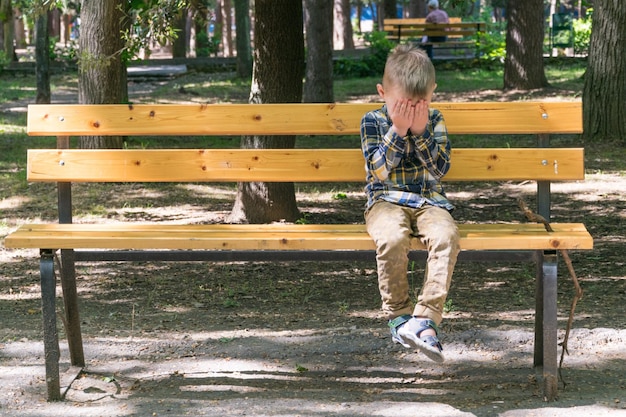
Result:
[4, 101, 592, 402]
[383, 18, 486, 58]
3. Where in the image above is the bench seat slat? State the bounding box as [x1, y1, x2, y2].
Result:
[26, 102, 583, 136]
[26, 148, 585, 182]
[5, 223, 593, 251]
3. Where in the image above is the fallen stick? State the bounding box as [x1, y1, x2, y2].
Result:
[518, 199, 584, 387]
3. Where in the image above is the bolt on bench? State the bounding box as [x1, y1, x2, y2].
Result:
[4, 102, 592, 401]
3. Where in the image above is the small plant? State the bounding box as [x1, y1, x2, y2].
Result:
[0, 50, 9, 74]
[295, 363, 309, 373]
[295, 213, 310, 224]
[334, 30, 393, 78]
[332, 192, 347, 200]
[573, 9, 592, 56]
[336, 300, 349, 313]
[443, 298, 456, 313]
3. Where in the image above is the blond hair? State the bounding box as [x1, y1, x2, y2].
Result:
[382, 44, 436, 98]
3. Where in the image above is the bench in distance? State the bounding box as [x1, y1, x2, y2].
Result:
[384, 18, 486, 57]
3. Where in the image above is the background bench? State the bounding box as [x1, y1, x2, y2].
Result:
[383, 18, 486, 58]
[4, 101, 592, 401]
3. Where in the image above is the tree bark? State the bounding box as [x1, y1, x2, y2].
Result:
[228, 0, 304, 224]
[172, 7, 187, 58]
[221, 0, 233, 56]
[234, 0, 252, 78]
[333, 0, 354, 49]
[407, 0, 427, 18]
[305, 0, 334, 103]
[383, 0, 396, 19]
[582, 0, 626, 142]
[78, 0, 128, 149]
[35, 12, 50, 104]
[1, 0, 16, 61]
[504, 0, 548, 90]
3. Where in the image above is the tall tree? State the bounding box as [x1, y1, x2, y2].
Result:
[221, 0, 233, 56]
[35, 10, 50, 103]
[582, 0, 626, 142]
[233, 0, 252, 78]
[228, 0, 304, 223]
[172, 7, 187, 58]
[407, 0, 427, 18]
[333, 0, 354, 49]
[503, 0, 548, 89]
[1, 0, 16, 61]
[78, 0, 128, 149]
[304, 0, 334, 103]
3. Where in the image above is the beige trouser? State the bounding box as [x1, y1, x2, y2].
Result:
[365, 200, 460, 325]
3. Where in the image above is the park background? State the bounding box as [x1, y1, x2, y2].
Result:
[1, 0, 625, 416]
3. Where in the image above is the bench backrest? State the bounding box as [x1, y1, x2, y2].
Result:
[27, 102, 581, 136]
[25, 101, 584, 183]
[383, 18, 486, 40]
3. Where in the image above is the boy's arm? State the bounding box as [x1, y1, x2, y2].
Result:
[360, 112, 406, 181]
[409, 109, 451, 179]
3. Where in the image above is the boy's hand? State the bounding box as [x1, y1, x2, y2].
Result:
[388, 98, 415, 138]
[410, 99, 429, 137]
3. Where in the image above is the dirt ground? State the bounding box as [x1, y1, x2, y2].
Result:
[1, 71, 625, 416]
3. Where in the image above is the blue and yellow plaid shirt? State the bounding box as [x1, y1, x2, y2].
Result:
[360, 104, 454, 211]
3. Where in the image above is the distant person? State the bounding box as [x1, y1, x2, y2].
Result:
[423, 0, 450, 59]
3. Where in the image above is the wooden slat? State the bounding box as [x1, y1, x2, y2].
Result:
[26, 148, 585, 183]
[26, 102, 583, 136]
[387, 29, 479, 38]
[4, 223, 593, 251]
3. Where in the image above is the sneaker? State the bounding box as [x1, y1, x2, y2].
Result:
[389, 315, 445, 363]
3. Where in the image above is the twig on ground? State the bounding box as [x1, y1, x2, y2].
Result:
[518, 199, 584, 388]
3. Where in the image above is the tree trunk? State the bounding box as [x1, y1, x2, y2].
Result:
[35, 13, 50, 104]
[78, 0, 128, 149]
[194, 4, 209, 57]
[228, 0, 304, 224]
[383, 0, 396, 19]
[234, 0, 252, 78]
[221, 0, 233, 56]
[407, 0, 427, 18]
[1, 0, 16, 62]
[582, 0, 626, 142]
[503, 0, 548, 90]
[172, 8, 187, 58]
[305, 0, 334, 103]
[333, 0, 354, 50]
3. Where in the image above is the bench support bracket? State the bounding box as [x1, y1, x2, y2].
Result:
[535, 250, 559, 401]
[59, 249, 85, 368]
[40, 249, 61, 401]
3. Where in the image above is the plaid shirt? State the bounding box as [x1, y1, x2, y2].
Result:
[360, 104, 454, 211]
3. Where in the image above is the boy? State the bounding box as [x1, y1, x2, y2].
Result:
[360, 44, 460, 363]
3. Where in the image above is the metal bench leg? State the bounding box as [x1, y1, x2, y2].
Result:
[535, 251, 559, 401]
[40, 250, 61, 401]
[59, 249, 85, 367]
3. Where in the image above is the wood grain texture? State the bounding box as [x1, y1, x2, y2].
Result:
[27, 102, 583, 136]
[4, 223, 593, 251]
[26, 148, 584, 182]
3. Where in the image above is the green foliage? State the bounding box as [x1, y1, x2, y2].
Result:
[573, 9, 592, 56]
[333, 31, 393, 78]
[49, 37, 78, 62]
[0, 50, 8, 72]
[195, 23, 221, 57]
[476, 7, 506, 63]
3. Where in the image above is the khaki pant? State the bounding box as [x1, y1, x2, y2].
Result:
[365, 201, 460, 325]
